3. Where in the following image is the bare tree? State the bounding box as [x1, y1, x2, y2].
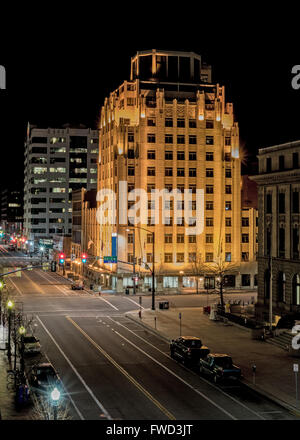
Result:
[30, 393, 72, 420]
[190, 253, 205, 294]
[192, 254, 239, 310]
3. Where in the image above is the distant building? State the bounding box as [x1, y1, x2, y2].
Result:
[241, 175, 258, 209]
[23, 123, 98, 248]
[0, 187, 23, 234]
[251, 140, 300, 324]
[71, 189, 101, 279]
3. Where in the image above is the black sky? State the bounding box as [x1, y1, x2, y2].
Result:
[0, 9, 300, 188]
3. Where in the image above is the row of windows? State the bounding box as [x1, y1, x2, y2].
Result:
[127, 162, 232, 179]
[145, 118, 217, 129]
[265, 152, 299, 172]
[127, 252, 234, 264]
[265, 226, 299, 259]
[128, 159, 229, 177]
[124, 180, 232, 194]
[127, 233, 248, 245]
[145, 134, 216, 145]
[27, 228, 72, 234]
[266, 191, 300, 214]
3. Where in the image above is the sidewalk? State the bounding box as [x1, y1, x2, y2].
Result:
[0, 346, 31, 420]
[126, 306, 300, 415]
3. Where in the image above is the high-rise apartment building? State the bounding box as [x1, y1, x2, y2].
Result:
[251, 141, 300, 324]
[92, 50, 257, 292]
[24, 123, 99, 246]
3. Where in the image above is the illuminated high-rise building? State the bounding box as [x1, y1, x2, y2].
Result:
[94, 50, 257, 292]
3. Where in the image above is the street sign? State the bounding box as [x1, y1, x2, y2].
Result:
[104, 256, 117, 264]
[39, 239, 53, 249]
[294, 364, 299, 373]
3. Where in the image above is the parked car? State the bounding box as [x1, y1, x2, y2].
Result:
[170, 336, 210, 366]
[199, 353, 241, 383]
[22, 335, 41, 355]
[71, 282, 84, 290]
[29, 363, 62, 393]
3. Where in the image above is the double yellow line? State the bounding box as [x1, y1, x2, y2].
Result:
[66, 316, 176, 420]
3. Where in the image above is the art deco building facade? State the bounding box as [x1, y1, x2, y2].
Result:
[24, 124, 99, 247]
[93, 50, 257, 291]
[251, 141, 300, 323]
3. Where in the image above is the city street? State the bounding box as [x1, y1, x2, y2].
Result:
[0, 248, 296, 420]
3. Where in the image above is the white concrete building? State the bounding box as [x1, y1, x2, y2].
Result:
[24, 123, 98, 247]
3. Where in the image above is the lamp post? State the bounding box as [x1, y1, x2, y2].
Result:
[18, 326, 26, 378]
[51, 387, 61, 420]
[126, 228, 136, 295]
[0, 278, 4, 324]
[6, 300, 14, 360]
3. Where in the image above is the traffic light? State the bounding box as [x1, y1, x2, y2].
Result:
[81, 253, 87, 263]
[59, 253, 65, 264]
[51, 261, 57, 272]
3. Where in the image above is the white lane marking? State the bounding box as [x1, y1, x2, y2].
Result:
[22, 270, 46, 294]
[98, 296, 119, 311]
[36, 316, 112, 420]
[126, 297, 145, 310]
[43, 352, 84, 420]
[8, 277, 23, 296]
[35, 270, 68, 296]
[108, 316, 266, 421]
[106, 318, 236, 420]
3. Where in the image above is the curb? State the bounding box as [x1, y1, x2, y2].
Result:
[241, 379, 300, 417]
[125, 312, 170, 343]
[125, 311, 300, 417]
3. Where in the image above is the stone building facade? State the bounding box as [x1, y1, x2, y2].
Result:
[251, 140, 300, 324]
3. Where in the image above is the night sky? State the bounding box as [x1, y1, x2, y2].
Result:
[0, 11, 299, 189]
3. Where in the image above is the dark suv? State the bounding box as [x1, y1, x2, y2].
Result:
[199, 353, 241, 383]
[170, 336, 210, 366]
[29, 363, 62, 395]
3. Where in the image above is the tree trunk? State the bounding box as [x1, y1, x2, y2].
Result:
[219, 281, 224, 311]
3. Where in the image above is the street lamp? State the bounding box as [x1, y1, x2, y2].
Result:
[126, 228, 136, 295]
[51, 387, 61, 420]
[19, 326, 26, 377]
[6, 300, 14, 360]
[0, 278, 4, 323]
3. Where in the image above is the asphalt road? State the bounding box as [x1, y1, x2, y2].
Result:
[0, 246, 296, 420]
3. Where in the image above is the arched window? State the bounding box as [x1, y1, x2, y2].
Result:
[292, 274, 300, 306]
[278, 272, 286, 302]
[264, 269, 270, 299]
